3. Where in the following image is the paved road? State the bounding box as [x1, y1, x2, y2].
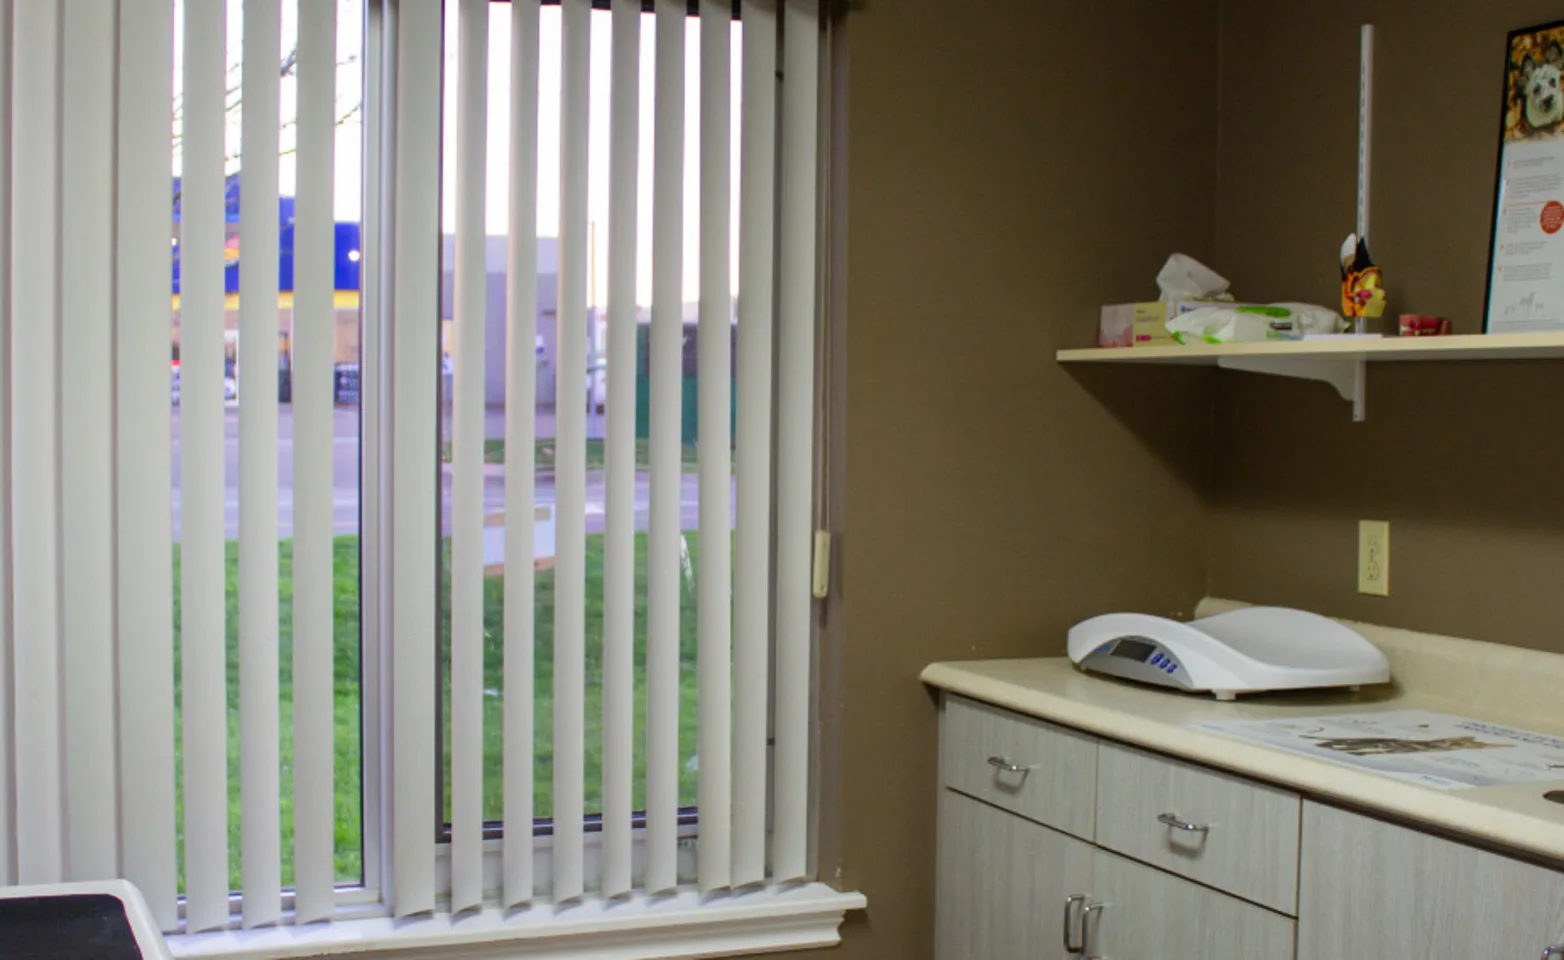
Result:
[169, 404, 729, 541]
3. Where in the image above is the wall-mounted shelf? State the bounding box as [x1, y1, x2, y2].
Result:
[1056, 333, 1564, 421]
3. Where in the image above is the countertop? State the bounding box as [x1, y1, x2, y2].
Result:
[920, 598, 1564, 864]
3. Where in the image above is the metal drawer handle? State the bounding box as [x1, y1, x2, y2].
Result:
[987, 756, 1031, 774]
[1081, 901, 1105, 960]
[1062, 894, 1087, 953]
[1542, 946, 1564, 959]
[1158, 812, 1211, 833]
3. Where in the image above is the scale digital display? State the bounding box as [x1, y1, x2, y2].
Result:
[1111, 638, 1157, 663]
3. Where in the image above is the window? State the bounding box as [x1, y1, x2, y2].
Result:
[168, 0, 368, 903]
[0, 0, 856, 955]
[432, 0, 719, 847]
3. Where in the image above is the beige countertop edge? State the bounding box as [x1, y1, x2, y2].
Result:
[920, 661, 1564, 864]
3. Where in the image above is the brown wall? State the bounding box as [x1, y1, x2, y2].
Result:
[767, 3, 1564, 958]
[1210, 0, 1564, 652]
[771, 1, 1222, 956]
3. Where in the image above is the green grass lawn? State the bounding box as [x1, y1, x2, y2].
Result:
[441, 437, 702, 473]
[172, 538, 363, 893]
[439, 531, 701, 823]
[172, 531, 699, 893]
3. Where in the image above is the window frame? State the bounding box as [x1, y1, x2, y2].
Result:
[170, 0, 833, 924]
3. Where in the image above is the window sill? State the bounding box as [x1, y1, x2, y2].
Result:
[165, 883, 866, 960]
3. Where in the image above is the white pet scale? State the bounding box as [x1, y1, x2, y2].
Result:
[1068, 606, 1391, 701]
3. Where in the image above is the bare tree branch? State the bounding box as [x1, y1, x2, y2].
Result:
[172, 93, 365, 210]
[171, 47, 360, 154]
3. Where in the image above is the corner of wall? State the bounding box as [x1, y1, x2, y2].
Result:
[1211, 0, 1226, 259]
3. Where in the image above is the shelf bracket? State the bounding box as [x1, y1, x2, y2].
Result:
[1218, 356, 1368, 422]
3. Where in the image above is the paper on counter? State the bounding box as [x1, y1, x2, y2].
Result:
[1194, 709, 1564, 791]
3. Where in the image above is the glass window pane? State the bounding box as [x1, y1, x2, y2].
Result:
[436, 3, 738, 837]
[169, 0, 365, 893]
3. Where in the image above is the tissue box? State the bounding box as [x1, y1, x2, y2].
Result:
[1099, 300, 1226, 348]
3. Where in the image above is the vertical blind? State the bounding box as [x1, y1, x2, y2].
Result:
[502, 0, 542, 910]
[0, 0, 13, 899]
[12, 0, 66, 888]
[118, 0, 180, 927]
[390, 0, 443, 920]
[178, 0, 231, 932]
[602, 0, 639, 903]
[292, 0, 340, 925]
[0, 0, 824, 934]
[644, 0, 686, 897]
[427, 0, 822, 910]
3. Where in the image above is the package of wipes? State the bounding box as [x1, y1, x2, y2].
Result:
[1165, 303, 1346, 344]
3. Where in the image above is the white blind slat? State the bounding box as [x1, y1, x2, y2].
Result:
[291, 0, 339, 924]
[644, 0, 685, 895]
[696, 0, 733, 894]
[450, 0, 489, 916]
[0, 0, 15, 891]
[116, 0, 179, 928]
[772, 0, 819, 884]
[552, 0, 591, 903]
[359, 0, 392, 901]
[390, 0, 442, 917]
[601, 0, 640, 901]
[11, 0, 64, 888]
[502, 0, 541, 911]
[179, 0, 232, 929]
[238, 0, 284, 926]
[732, 0, 777, 889]
[61, 0, 119, 885]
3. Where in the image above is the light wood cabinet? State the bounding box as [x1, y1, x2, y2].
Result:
[935, 788, 1093, 960]
[935, 692, 1564, 960]
[1298, 802, 1564, 960]
[1089, 848, 1295, 960]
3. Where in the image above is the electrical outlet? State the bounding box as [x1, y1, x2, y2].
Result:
[1358, 520, 1390, 596]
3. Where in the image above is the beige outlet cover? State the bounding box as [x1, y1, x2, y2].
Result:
[1358, 520, 1389, 596]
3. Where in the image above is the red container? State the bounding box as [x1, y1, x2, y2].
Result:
[1398, 314, 1451, 337]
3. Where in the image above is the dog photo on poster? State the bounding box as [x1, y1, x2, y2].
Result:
[1486, 20, 1564, 332]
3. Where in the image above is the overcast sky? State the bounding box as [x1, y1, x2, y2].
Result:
[172, 0, 743, 307]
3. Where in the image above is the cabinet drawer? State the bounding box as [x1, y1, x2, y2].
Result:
[940, 695, 1096, 840]
[1090, 848, 1295, 960]
[1095, 742, 1300, 914]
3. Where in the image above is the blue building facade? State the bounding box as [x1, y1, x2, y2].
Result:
[171, 175, 362, 296]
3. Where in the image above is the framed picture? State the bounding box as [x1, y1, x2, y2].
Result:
[1484, 20, 1564, 333]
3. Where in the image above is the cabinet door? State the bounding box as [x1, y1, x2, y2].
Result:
[1089, 848, 1295, 960]
[935, 788, 1094, 960]
[1299, 802, 1564, 960]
